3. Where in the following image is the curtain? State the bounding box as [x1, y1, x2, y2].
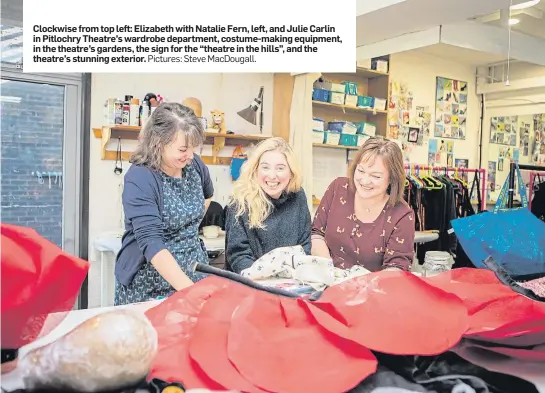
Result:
[289, 72, 321, 212]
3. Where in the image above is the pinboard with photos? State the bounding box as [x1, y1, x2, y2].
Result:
[434, 76, 468, 140]
[490, 116, 518, 147]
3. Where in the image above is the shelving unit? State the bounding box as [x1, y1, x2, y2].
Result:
[92, 125, 269, 165]
[312, 58, 391, 205]
[312, 61, 391, 144]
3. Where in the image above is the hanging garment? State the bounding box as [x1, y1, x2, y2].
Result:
[453, 172, 482, 269]
[417, 186, 446, 262]
[531, 176, 545, 222]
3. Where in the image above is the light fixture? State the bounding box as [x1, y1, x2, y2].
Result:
[237, 86, 264, 133]
[509, 18, 520, 25]
[510, 0, 540, 10]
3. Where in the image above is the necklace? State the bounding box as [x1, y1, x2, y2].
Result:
[360, 196, 388, 213]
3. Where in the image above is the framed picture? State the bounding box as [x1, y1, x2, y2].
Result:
[408, 127, 419, 143]
[435, 77, 468, 140]
[489, 116, 518, 146]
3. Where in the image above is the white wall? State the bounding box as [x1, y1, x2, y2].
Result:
[312, 50, 482, 203]
[88, 73, 273, 308]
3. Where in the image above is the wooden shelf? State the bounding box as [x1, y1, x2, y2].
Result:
[326, 67, 389, 79]
[93, 125, 269, 164]
[312, 101, 387, 115]
[313, 143, 359, 150]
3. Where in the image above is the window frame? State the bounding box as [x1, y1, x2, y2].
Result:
[1, 67, 91, 309]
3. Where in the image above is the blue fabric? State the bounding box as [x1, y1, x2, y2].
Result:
[114, 165, 209, 305]
[451, 163, 545, 277]
[114, 154, 213, 287]
[231, 157, 247, 180]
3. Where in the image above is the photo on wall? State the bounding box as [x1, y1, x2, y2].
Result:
[434, 76, 467, 140]
[490, 116, 518, 146]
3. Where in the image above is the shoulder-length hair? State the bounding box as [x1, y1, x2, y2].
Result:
[348, 137, 405, 206]
[130, 102, 205, 171]
[230, 137, 302, 229]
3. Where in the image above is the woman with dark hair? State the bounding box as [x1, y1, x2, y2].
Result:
[311, 137, 415, 272]
[114, 102, 214, 305]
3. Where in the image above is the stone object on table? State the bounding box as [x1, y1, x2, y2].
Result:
[18, 309, 157, 393]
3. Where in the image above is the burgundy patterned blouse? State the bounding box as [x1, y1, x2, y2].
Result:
[311, 177, 415, 272]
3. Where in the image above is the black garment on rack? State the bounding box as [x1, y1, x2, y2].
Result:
[417, 186, 446, 263]
[531, 176, 545, 222]
[453, 172, 482, 269]
[437, 178, 458, 255]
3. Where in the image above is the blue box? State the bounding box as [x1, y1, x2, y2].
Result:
[312, 88, 330, 102]
[340, 134, 357, 147]
[357, 96, 374, 108]
[343, 81, 358, 95]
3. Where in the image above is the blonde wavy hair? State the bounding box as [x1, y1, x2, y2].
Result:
[230, 137, 302, 229]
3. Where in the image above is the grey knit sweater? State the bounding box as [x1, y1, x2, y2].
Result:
[224, 189, 312, 273]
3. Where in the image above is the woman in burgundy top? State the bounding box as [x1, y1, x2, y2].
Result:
[311, 137, 415, 271]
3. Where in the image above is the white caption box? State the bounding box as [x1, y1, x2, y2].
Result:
[23, 0, 356, 73]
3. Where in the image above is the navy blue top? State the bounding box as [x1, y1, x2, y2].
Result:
[114, 154, 213, 286]
[224, 189, 312, 273]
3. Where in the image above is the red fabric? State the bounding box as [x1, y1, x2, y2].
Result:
[145, 276, 227, 390]
[309, 270, 469, 355]
[226, 294, 377, 393]
[0, 224, 89, 349]
[146, 268, 545, 392]
[422, 268, 545, 339]
[188, 286, 268, 393]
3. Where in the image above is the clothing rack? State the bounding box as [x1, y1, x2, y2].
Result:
[507, 162, 545, 208]
[404, 164, 487, 212]
[529, 171, 545, 210]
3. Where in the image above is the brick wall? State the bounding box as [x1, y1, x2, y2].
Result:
[1, 80, 65, 247]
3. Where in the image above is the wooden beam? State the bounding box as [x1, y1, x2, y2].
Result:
[272, 73, 295, 141]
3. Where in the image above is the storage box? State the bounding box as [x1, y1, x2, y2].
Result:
[344, 94, 358, 107]
[372, 59, 389, 73]
[357, 134, 371, 146]
[354, 121, 377, 136]
[324, 131, 341, 145]
[343, 81, 358, 96]
[314, 81, 345, 93]
[312, 130, 325, 144]
[312, 117, 325, 132]
[340, 134, 358, 147]
[373, 98, 387, 111]
[328, 121, 357, 135]
[329, 92, 345, 105]
[356, 59, 372, 69]
[357, 96, 374, 108]
[312, 88, 330, 102]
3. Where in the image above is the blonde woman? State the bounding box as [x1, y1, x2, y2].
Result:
[225, 137, 311, 273]
[312, 137, 415, 271]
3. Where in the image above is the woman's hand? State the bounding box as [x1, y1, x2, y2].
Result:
[151, 249, 194, 290]
[311, 237, 332, 259]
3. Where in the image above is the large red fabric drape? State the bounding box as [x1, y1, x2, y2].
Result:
[146, 268, 545, 393]
[1, 224, 90, 349]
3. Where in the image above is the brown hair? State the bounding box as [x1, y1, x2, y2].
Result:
[348, 137, 405, 206]
[130, 102, 205, 171]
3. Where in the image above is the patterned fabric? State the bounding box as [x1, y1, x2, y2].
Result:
[115, 162, 209, 305]
[241, 245, 371, 290]
[311, 177, 415, 272]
